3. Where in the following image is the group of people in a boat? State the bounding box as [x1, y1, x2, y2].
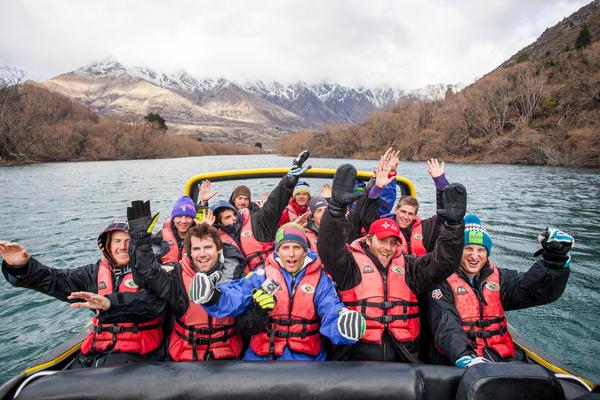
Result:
[0, 150, 574, 370]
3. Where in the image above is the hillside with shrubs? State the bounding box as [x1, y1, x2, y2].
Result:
[0, 74, 262, 164]
[279, 1, 600, 167]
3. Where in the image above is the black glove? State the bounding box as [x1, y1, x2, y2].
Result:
[329, 164, 364, 217]
[436, 183, 467, 224]
[288, 150, 311, 177]
[127, 200, 160, 238]
[534, 227, 574, 269]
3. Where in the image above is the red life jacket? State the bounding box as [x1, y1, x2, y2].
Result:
[250, 255, 322, 357]
[305, 229, 318, 253]
[239, 208, 274, 272]
[160, 220, 182, 264]
[339, 239, 420, 344]
[219, 230, 242, 254]
[447, 263, 515, 358]
[168, 255, 243, 362]
[80, 258, 163, 355]
[399, 217, 427, 256]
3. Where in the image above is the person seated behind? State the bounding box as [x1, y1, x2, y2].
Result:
[425, 214, 573, 368]
[305, 196, 328, 252]
[128, 201, 245, 362]
[190, 223, 366, 361]
[0, 219, 166, 368]
[363, 158, 449, 256]
[229, 185, 262, 213]
[155, 195, 197, 264]
[277, 181, 311, 227]
[318, 164, 466, 362]
[222, 150, 312, 271]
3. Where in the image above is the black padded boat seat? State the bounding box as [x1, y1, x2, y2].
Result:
[455, 363, 565, 400]
[15, 361, 569, 400]
[16, 361, 458, 400]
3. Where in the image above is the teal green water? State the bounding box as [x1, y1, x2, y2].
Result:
[0, 155, 599, 384]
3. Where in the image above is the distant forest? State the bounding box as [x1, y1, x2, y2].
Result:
[0, 70, 262, 164]
[280, 41, 600, 167]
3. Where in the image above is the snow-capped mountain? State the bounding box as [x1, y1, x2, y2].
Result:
[43, 57, 407, 143]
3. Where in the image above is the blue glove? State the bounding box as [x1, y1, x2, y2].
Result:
[535, 227, 574, 269]
[288, 150, 311, 177]
[455, 355, 490, 368]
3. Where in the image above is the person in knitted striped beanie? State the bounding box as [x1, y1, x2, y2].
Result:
[464, 214, 492, 255]
[461, 214, 493, 278]
[274, 222, 309, 274]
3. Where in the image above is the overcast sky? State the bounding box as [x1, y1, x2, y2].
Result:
[0, 0, 590, 90]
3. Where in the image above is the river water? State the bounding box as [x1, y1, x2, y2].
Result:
[0, 155, 598, 384]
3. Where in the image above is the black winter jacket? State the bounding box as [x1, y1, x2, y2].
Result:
[317, 207, 464, 361]
[424, 259, 570, 364]
[2, 257, 166, 324]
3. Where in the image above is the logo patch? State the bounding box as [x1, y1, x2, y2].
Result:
[391, 265, 405, 275]
[431, 289, 443, 300]
[241, 231, 252, 237]
[167, 240, 175, 246]
[457, 286, 468, 295]
[301, 284, 315, 294]
[123, 279, 139, 289]
[485, 282, 500, 292]
[363, 265, 374, 273]
[98, 281, 107, 290]
[414, 233, 423, 240]
[161, 264, 175, 273]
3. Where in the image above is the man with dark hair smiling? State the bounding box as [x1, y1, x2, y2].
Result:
[128, 200, 245, 362]
[318, 163, 466, 362]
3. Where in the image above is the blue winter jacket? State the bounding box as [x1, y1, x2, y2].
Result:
[204, 251, 356, 360]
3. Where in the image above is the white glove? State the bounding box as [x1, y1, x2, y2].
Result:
[190, 271, 221, 304]
[455, 354, 491, 368]
[337, 308, 366, 341]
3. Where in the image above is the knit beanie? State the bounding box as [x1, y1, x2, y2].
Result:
[308, 196, 328, 213]
[275, 222, 308, 252]
[230, 185, 252, 202]
[293, 181, 311, 196]
[464, 214, 492, 255]
[353, 181, 366, 193]
[171, 196, 197, 219]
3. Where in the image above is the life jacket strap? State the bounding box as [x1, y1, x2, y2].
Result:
[462, 316, 505, 328]
[344, 300, 419, 309]
[175, 328, 237, 345]
[363, 313, 419, 323]
[175, 319, 235, 335]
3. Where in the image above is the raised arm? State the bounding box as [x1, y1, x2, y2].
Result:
[251, 150, 311, 242]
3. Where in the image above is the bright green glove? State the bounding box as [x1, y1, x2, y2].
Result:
[252, 289, 276, 311]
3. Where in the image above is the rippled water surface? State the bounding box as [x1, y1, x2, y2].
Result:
[0, 155, 599, 384]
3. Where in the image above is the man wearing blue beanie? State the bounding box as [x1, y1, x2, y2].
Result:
[426, 214, 574, 368]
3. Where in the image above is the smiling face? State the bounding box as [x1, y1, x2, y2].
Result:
[109, 231, 130, 266]
[173, 215, 194, 238]
[277, 242, 307, 274]
[190, 235, 220, 273]
[395, 204, 418, 229]
[233, 195, 250, 210]
[294, 192, 310, 206]
[460, 244, 488, 278]
[366, 234, 400, 268]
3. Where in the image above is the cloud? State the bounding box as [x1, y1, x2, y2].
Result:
[0, 0, 590, 89]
